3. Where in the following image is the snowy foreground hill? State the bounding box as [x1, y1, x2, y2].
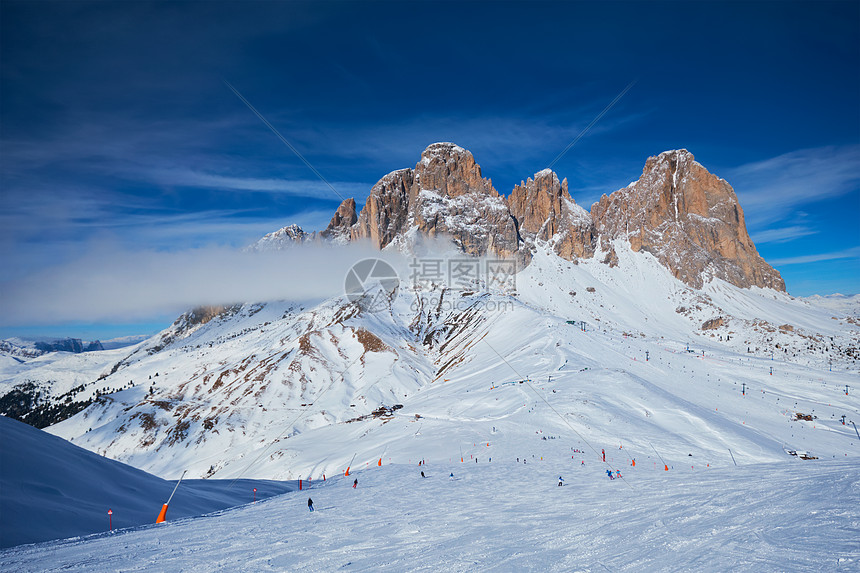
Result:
[0, 416, 293, 548]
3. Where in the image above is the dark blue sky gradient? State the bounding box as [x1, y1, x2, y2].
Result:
[1, 1, 858, 338]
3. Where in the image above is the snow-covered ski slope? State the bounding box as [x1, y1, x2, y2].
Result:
[2, 243, 859, 566]
[0, 416, 293, 548]
[42, 244, 858, 482]
[2, 460, 858, 571]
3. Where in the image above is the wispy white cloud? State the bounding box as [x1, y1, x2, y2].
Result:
[144, 168, 369, 202]
[316, 109, 646, 172]
[770, 246, 860, 266]
[727, 144, 860, 227]
[0, 243, 401, 326]
[750, 225, 818, 244]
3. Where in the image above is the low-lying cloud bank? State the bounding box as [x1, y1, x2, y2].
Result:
[0, 242, 399, 327]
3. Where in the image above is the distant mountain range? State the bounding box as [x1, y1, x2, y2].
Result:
[1, 144, 857, 485]
[0, 334, 151, 361]
[0, 337, 105, 360]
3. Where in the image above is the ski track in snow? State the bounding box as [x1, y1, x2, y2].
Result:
[2, 460, 858, 572]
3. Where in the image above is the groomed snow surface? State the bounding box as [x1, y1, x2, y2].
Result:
[2, 458, 858, 571]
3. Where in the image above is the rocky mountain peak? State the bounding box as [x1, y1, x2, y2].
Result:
[321, 198, 357, 243]
[352, 168, 415, 249]
[250, 223, 308, 252]
[592, 149, 785, 290]
[415, 142, 498, 199]
[508, 169, 596, 261]
[420, 141, 469, 162]
[351, 144, 515, 256]
[264, 144, 784, 292]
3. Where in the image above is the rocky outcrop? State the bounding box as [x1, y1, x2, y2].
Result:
[353, 143, 519, 258]
[508, 169, 596, 261]
[261, 144, 785, 292]
[591, 150, 785, 291]
[701, 317, 726, 330]
[321, 198, 357, 243]
[352, 169, 414, 249]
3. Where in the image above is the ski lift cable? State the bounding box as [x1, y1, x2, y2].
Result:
[481, 338, 634, 489]
[223, 80, 347, 203]
[546, 79, 638, 171]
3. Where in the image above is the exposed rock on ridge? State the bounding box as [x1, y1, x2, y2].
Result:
[259, 144, 784, 292]
[321, 198, 358, 243]
[591, 150, 785, 290]
[352, 168, 414, 249]
[352, 143, 519, 258]
[508, 169, 597, 261]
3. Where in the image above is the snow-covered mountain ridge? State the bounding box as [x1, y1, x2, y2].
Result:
[2, 143, 857, 512]
[34, 241, 858, 483]
[0, 337, 105, 360]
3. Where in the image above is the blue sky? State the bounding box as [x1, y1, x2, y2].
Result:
[1, 1, 858, 339]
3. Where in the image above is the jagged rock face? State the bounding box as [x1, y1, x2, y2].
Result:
[591, 149, 785, 291]
[321, 198, 357, 243]
[354, 143, 520, 258]
[508, 169, 596, 261]
[263, 144, 784, 293]
[414, 142, 497, 198]
[411, 144, 518, 258]
[352, 169, 414, 248]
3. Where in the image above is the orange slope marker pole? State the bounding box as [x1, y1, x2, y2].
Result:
[345, 452, 357, 477]
[378, 445, 388, 467]
[156, 470, 187, 524]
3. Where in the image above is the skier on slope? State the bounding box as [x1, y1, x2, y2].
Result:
[558, 476, 564, 487]
[308, 498, 314, 512]
[450, 472, 454, 480]
[606, 469, 614, 480]
[421, 471, 426, 478]
[353, 478, 358, 489]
